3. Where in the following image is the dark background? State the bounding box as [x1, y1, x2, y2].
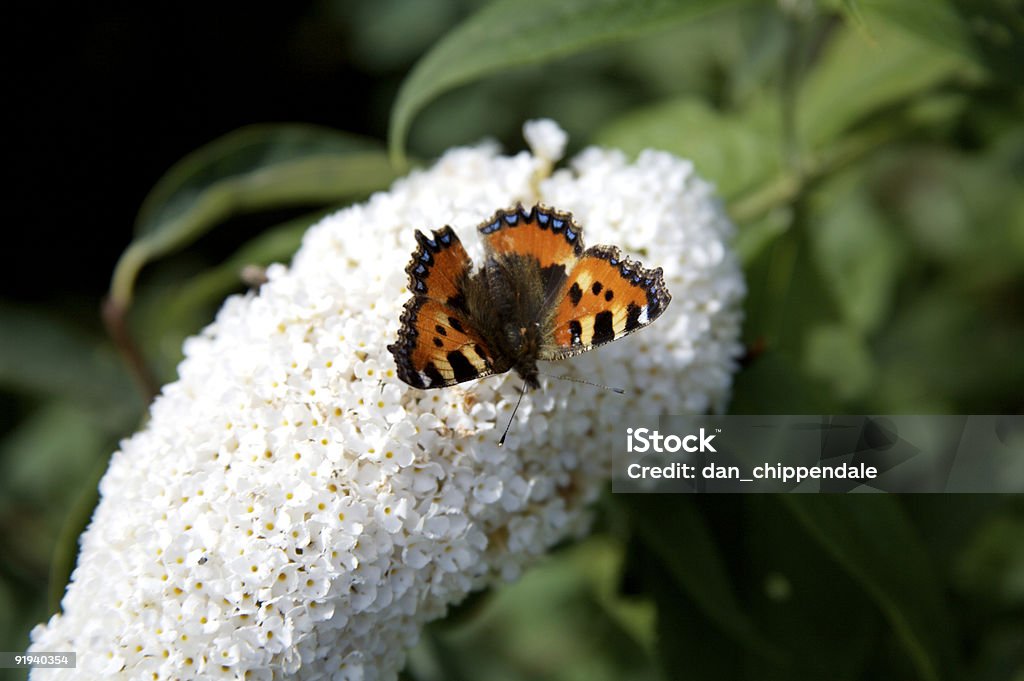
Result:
[8, 2, 383, 307]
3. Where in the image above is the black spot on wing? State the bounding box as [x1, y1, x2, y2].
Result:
[584, 245, 672, 319]
[447, 292, 468, 313]
[447, 350, 479, 382]
[591, 282, 603, 295]
[593, 310, 615, 344]
[604, 289, 614, 301]
[448, 316, 465, 333]
[435, 324, 447, 336]
[423, 362, 445, 387]
[569, 282, 583, 307]
[569, 320, 583, 345]
[626, 302, 643, 332]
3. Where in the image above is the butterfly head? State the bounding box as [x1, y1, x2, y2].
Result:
[506, 322, 542, 390]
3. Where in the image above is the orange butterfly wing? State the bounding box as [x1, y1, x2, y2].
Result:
[388, 227, 500, 389]
[541, 245, 672, 360]
[479, 204, 583, 269]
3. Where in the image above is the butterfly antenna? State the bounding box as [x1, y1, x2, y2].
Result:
[538, 372, 626, 394]
[498, 382, 529, 447]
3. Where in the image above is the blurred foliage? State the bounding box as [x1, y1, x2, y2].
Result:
[2, 0, 1022, 679]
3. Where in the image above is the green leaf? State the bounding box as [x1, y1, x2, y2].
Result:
[841, 0, 973, 57]
[621, 496, 779, 660]
[804, 323, 875, 402]
[633, 537, 743, 680]
[808, 172, 904, 334]
[900, 496, 1007, 568]
[734, 206, 793, 265]
[135, 125, 380, 236]
[782, 496, 958, 681]
[47, 447, 108, 613]
[0, 402, 107, 506]
[413, 536, 658, 681]
[799, 20, 967, 150]
[850, 0, 1024, 82]
[745, 496, 878, 681]
[873, 285, 1024, 413]
[954, 510, 1024, 606]
[886, 134, 1024, 282]
[596, 95, 783, 200]
[0, 402, 113, 614]
[729, 348, 835, 414]
[835, 0, 871, 37]
[576, 533, 657, 655]
[738, 221, 845, 393]
[111, 125, 398, 308]
[0, 304, 138, 427]
[389, 0, 748, 165]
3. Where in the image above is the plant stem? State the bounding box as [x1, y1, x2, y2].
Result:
[102, 296, 158, 404]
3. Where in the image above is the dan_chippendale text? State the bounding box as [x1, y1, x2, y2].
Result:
[613, 415, 1024, 493]
[606, 415, 1018, 493]
[621, 425, 877, 489]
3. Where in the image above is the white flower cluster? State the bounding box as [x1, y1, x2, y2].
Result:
[29, 120, 744, 680]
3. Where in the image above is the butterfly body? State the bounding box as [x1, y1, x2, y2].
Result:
[466, 247, 577, 387]
[388, 204, 671, 391]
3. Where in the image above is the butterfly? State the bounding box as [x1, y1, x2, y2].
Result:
[387, 204, 672, 392]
